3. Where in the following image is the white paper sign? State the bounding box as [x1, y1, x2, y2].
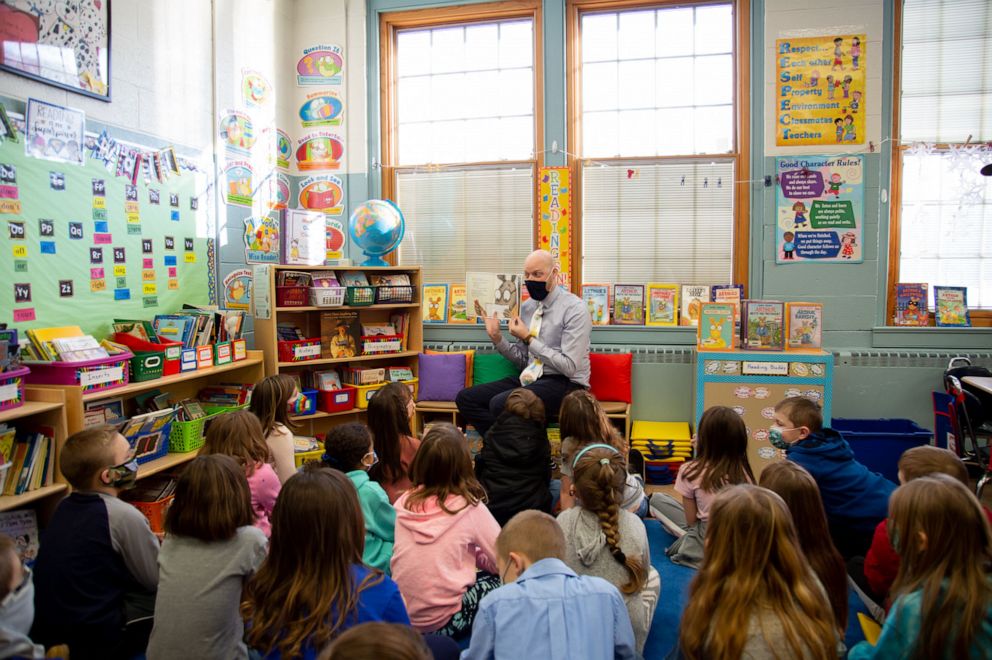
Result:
[80, 366, 124, 387]
[0, 383, 18, 402]
[295, 344, 321, 358]
[742, 361, 789, 376]
[253, 264, 272, 319]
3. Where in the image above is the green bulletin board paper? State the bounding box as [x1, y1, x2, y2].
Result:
[0, 137, 211, 337]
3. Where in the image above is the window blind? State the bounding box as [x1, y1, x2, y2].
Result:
[582, 161, 735, 283]
[901, 0, 992, 142]
[396, 167, 534, 283]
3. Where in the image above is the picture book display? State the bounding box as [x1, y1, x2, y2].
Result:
[466, 272, 521, 321]
[321, 311, 361, 358]
[934, 286, 970, 327]
[785, 302, 823, 350]
[119, 408, 177, 461]
[697, 303, 736, 351]
[646, 283, 679, 327]
[0, 510, 39, 564]
[712, 284, 744, 334]
[448, 284, 469, 323]
[742, 300, 785, 350]
[283, 210, 326, 266]
[612, 285, 645, 325]
[422, 284, 449, 324]
[775, 155, 865, 264]
[338, 271, 369, 287]
[893, 283, 929, 326]
[680, 285, 712, 327]
[582, 284, 610, 325]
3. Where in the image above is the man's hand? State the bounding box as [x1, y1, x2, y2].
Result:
[509, 315, 529, 341]
[484, 312, 502, 343]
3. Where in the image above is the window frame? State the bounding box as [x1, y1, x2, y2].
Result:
[379, 0, 545, 267]
[886, 0, 991, 327]
[566, 0, 751, 291]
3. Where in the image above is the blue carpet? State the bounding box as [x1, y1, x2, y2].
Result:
[643, 519, 870, 658]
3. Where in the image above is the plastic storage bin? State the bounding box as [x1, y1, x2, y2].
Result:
[345, 286, 376, 306]
[131, 353, 165, 382]
[25, 353, 133, 395]
[293, 389, 318, 416]
[349, 378, 418, 409]
[294, 448, 324, 468]
[833, 418, 933, 483]
[112, 333, 182, 376]
[128, 494, 174, 534]
[0, 367, 30, 412]
[362, 334, 404, 355]
[277, 338, 322, 362]
[374, 285, 414, 304]
[310, 286, 346, 307]
[276, 285, 310, 307]
[318, 387, 356, 414]
[168, 403, 248, 453]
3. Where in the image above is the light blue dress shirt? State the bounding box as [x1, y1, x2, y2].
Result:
[461, 557, 637, 660]
[495, 286, 592, 387]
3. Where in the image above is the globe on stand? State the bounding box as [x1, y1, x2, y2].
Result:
[348, 199, 406, 267]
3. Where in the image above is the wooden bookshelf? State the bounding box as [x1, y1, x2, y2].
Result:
[254, 266, 422, 436]
[0, 387, 69, 514]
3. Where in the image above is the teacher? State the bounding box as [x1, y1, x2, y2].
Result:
[455, 250, 591, 437]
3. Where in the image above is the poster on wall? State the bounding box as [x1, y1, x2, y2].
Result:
[295, 133, 343, 171]
[257, 128, 292, 170]
[326, 217, 346, 262]
[258, 172, 290, 211]
[296, 45, 344, 86]
[299, 91, 344, 127]
[219, 110, 255, 157]
[775, 34, 865, 147]
[24, 99, 85, 165]
[775, 155, 863, 264]
[223, 161, 254, 207]
[538, 167, 571, 290]
[243, 215, 280, 263]
[242, 69, 272, 108]
[223, 268, 253, 310]
[298, 174, 343, 214]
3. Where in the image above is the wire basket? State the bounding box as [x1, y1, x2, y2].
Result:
[345, 286, 376, 306]
[374, 285, 414, 304]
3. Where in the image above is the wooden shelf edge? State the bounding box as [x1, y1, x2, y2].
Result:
[137, 451, 198, 480]
[275, 303, 420, 312]
[278, 350, 418, 368]
[0, 484, 68, 511]
[80, 353, 264, 402]
[292, 408, 367, 422]
[0, 400, 64, 424]
[272, 265, 422, 271]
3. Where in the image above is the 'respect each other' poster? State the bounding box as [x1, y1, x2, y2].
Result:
[775, 155, 863, 264]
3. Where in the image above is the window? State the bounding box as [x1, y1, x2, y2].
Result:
[890, 0, 992, 320]
[380, 5, 541, 282]
[571, 0, 748, 286]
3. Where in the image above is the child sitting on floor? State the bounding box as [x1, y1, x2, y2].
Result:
[31, 425, 159, 660]
[368, 383, 421, 504]
[147, 454, 267, 660]
[650, 405, 755, 568]
[250, 374, 302, 484]
[463, 510, 636, 660]
[848, 474, 992, 658]
[678, 485, 838, 659]
[559, 389, 646, 516]
[0, 534, 45, 659]
[474, 388, 552, 526]
[322, 423, 395, 574]
[558, 444, 660, 653]
[200, 410, 280, 537]
[770, 396, 896, 558]
[243, 467, 409, 659]
[390, 423, 500, 639]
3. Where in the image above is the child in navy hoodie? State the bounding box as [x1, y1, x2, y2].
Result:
[769, 396, 896, 558]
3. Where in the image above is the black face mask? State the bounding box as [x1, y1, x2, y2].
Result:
[525, 270, 555, 301]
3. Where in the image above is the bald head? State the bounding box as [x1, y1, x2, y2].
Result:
[523, 250, 558, 290]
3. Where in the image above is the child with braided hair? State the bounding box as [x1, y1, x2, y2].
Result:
[557, 444, 660, 653]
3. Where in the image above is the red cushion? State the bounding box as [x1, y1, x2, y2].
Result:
[589, 353, 632, 403]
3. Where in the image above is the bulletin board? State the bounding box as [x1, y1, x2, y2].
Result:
[0, 130, 211, 337]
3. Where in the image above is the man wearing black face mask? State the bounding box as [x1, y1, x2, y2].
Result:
[456, 250, 591, 437]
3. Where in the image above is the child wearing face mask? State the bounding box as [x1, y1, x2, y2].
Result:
[0, 534, 45, 659]
[323, 423, 396, 574]
[250, 374, 302, 484]
[31, 425, 160, 660]
[769, 396, 896, 559]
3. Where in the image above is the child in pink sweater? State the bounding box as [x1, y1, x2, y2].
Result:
[200, 410, 281, 537]
[390, 423, 500, 639]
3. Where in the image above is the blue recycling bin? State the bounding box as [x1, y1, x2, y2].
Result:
[832, 418, 933, 483]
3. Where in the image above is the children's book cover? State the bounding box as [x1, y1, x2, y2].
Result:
[894, 283, 929, 326]
[423, 284, 449, 324]
[282, 210, 326, 266]
[646, 283, 679, 327]
[712, 284, 745, 340]
[697, 303, 736, 351]
[680, 285, 712, 327]
[338, 271, 369, 287]
[934, 286, 970, 327]
[612, 284, 645, 325]
[448, 284, 470, 324]
[742, 300, 785, 350]
[785, 302, 823, 350]
[466, 272, 521, 322]
[0, 510, 39, 564]
[321, 310, 361, 357]
[582, 284, 610, 325]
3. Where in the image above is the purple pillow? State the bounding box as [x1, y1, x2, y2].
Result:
[417, 353, 467, 401]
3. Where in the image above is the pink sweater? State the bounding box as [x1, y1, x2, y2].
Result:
[246, 462, 281, 537]
[390, 492, 500, 631]
[382, 435, 422, 504]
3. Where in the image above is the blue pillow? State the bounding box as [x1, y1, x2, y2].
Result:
[417, 353, 467, 401]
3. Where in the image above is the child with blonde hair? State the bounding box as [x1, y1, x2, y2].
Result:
[650, 405, 755, 567]
[849, 474, 992, 658]
[390, 424, 500, 639]
[557, 444, 660, 653]
[200, 410, 280, 537]
[249, 374, 301, 483]
[679, 484, 838, 659]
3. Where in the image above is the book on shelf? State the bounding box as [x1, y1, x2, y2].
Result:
[422, 284, 449, 324]
[466, 272, 521, 322]
[112, 319, 156, 342]
[277, 324, 307, 341]
[24, 326, 84, 362]
[197, 384, 253, 406]
[277, 270, 313, 287]
[934, 286, 970, 327]
[84, 398, 126, 427]
[612, 284, 645, 325]
[893, 283, 929, 326]
[320, 311, 361, 358]
[369, 273, 411, 286]
[51, 335, 109, 362]
[362, 323, 397, 337]
[712, 284, 744, 335]
[387, 366, 414, 382]
[448, 284, 470, 324]
[786, 302, 823, 350]
[697, 303, 736, 351]
[741, 300, 786, 351]
[313, 274, 340, 288]
[0, 509, 40, 564]
[294, 435, 321, 453]
[646, 283, 679, 327]
[119, 408, 178, 461]
[389, 313, 411, 350]
[283, 210, 327, 266]
[582, 284, 610, 325]
[680, 286, 712, 327]
[338, 271, 369, 287]
[2, 426, 55, 496]
[315, 370, 343, 391]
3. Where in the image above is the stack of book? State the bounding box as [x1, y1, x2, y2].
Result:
[22, 326, 109, 362]
[0, 424, 56, 496]
[149, 306, 245, 349]
[197, 384, 253, 407]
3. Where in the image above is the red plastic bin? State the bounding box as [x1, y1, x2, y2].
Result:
[25, 352, 133, 394]
[0, 367, 30, 412]
[277, 339, 322, 362]
[276, 286, 309, 307]
[318, 387, 356, 414]
[112, 333, 183, 376]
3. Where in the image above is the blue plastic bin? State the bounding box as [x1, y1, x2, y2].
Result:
[832, 418, 933, 483]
